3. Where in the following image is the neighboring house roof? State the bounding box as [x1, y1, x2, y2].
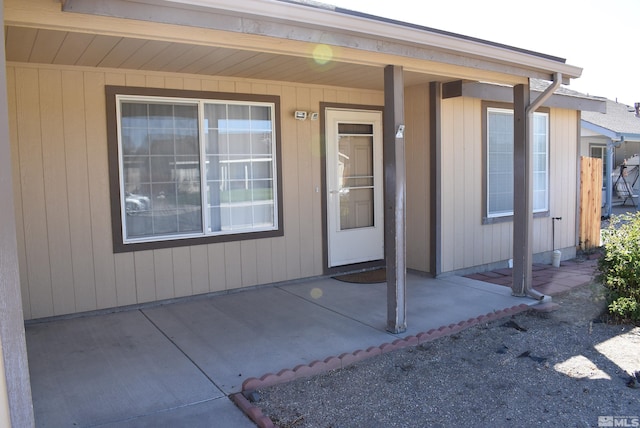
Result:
[531, 79, 589, 98]
[455, 78, 605, 112]
[582, 98, 640, 141]
[532, 79, 606, 112]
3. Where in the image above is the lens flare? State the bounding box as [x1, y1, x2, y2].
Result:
[313, 44, 333, 65]
[310, 288, 323, 299]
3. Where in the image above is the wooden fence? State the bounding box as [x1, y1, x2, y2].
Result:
[579, 156, 603, 250]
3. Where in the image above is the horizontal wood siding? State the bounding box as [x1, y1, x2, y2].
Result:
[440, 98, 578, 273]
[8, 63, 383, 319]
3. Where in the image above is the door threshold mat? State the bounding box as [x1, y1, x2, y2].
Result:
[333, 268, 386, 284]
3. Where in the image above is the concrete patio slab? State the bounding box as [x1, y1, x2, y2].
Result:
[282, 274, 534, 336]
[403, 275, 534, 335]
[25, 270, 579, 428]
[142, 286, 397, 395]
[278, 277, 390, 331]
[98, 397, 255, 428]
[26, 310, 222, 428]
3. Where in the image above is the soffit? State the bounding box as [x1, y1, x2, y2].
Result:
[58, 0, 582, 83]
[4, 25, 447, 90]
[5, 0, 584, 90]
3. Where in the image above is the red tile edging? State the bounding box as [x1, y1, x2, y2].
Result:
[232, 303, 531, 427]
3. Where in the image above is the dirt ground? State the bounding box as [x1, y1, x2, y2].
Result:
[255, 281, 640, 427]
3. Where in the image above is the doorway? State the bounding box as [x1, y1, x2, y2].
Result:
[325, 108, 384, 267]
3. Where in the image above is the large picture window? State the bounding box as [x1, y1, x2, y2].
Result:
[107, 87, 282, 252]
[485, 106, 549, 219]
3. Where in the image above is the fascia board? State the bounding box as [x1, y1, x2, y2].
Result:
[462, 82, 605, 112]
[618, 133, 640, 141]
[174, 0, 583, 79]
[581, 121, 640, 142]
[581, 120, 620, 140]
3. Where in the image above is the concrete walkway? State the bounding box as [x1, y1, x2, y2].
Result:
[25, 261, 599, 427]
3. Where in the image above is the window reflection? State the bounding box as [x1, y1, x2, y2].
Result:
[204, 104, 274, 232]
[337, 123, 374, 230]
[121, 102, 202, 239]
[119, 98, 276, 242]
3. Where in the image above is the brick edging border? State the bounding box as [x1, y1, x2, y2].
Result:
[231, 303, 531, 428]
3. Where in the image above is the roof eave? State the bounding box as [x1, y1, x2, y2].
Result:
[459, 82, 604, 112]
[580, 120, 640, 141]
[61, 0, 583, 83]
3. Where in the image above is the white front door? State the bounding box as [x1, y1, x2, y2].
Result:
[326, 108, 384, 267]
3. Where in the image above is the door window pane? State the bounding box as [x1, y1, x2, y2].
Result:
[337, 130, 374, 230]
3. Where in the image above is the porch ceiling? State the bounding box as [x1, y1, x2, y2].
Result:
[5, 25, 443, 90]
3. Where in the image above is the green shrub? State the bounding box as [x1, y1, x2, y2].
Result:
[608, 296, 640, 320]
[598, 212, 640, 321]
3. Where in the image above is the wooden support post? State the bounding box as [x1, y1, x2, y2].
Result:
[512, 83, 533, 296]
[0, 0, 35, 423]
[429, 82, 442, 277]
[384, 65, 407, 333]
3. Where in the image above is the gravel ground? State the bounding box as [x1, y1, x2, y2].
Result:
[255, 281, 640, 427]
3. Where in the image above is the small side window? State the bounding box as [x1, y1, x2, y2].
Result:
[483, 104, 549, 220]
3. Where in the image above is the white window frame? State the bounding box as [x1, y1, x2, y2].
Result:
[114, 93, 280, 247]
[589, 144, 608, 190]
[486, 107, 549, 219]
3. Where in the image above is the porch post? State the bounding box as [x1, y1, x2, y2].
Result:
[605, 139, 613, 218]
[384, 65, 407, 333]
[0, 0, 36, 424]
[429, 82, 442, 277]
[512, 83, 533, 296]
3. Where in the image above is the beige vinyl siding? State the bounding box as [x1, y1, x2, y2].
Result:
[404, 84, 431, 272]
[62, 69, 98, 313]
[296, 87, 314, 277]
[190, 245, 210, 295]
[440, 98, 578, 273]
[441, 97, 494, 273]
[9, 62, 383, 319]
[7, 69, 31, 320]
[281, 85, 302, 281]
[12, 67, 53, 320]
[39, 69, 75, 316]
[85, 71, 119, 310]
